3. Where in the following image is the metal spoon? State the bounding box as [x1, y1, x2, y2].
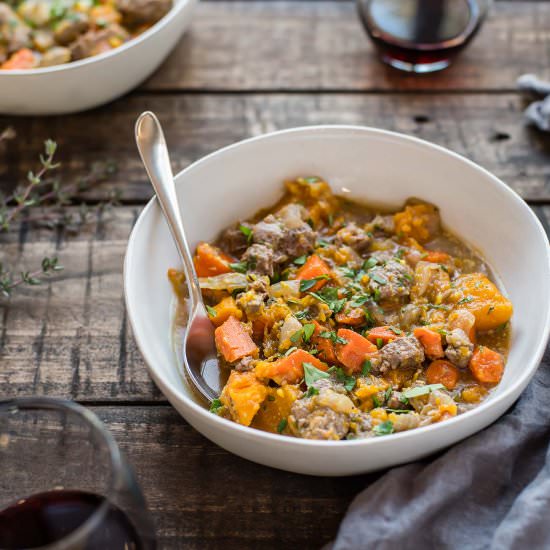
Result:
[135, 111, 220, 403]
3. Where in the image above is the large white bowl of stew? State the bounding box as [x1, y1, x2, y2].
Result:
[124, 126, 550, 476]
[0, 0, 196, 114]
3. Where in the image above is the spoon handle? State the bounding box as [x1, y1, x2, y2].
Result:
[135, 111, 204, 309]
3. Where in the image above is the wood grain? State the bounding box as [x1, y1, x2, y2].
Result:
[92, 405, 379, 549]
[143, 1, 550, 92]
[1, 206, 549, 401]
[2, 93, 550, 203]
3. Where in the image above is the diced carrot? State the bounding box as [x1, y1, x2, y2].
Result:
[255, 349, 327, 385]
[1, 49, 36, 70]
[335, 307, 365, 326]
[295, 254, 332, 291]
[193, 242, 235, 277]
[413, 327, 444, 359]
[423, 251, 451, 264]
[207, 296, 242, 327]
[214, 316, 258, 363]
[469, 345, 504, 385]
[311, 320, 338, 364]
[426, 359, 459, 390]
[365, 326, 399, 345]
[335, 329, 378, 373]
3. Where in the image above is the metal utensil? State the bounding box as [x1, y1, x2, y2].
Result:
[135, 111, 220, 402]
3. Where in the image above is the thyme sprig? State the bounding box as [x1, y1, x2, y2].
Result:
[0, 131, 118, 297]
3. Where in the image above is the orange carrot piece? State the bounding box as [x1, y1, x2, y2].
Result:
[295, 254, 331, 291]
[1, 49, 36, 70]
[335, 307, 365, 326]
[193, 242, 235, 277]
[214, 316, 258, 363]
[311, 321, 338, 364]
[365, 326, 399, 345]
[335, 329, 378, 373]
[469, 346, 504, 385]
[414, 327, 444, 359]
[256, 349, 327, 385]
[426, 359, 459, 389]
[424, 251, 451, 264]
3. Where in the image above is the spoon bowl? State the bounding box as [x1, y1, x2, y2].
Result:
[135, 111, 220, 402]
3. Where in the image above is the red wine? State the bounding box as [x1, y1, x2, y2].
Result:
[0, 490, 143, 549]
[357, 0, 485, 72]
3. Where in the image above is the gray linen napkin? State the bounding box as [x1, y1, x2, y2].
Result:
[518, 74, 550, 131]
[329, 347, 550, 550]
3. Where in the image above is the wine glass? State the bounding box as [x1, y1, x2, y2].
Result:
[357, 0, 492, 73]
[0, 397, 156, 549]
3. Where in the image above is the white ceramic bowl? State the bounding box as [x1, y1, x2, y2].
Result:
[0, 0, 197, 115]
[124, 126, 550, 476]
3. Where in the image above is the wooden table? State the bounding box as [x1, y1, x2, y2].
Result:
[1, 1, 550, 547]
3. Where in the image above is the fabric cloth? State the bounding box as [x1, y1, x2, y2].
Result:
[517, 74, 550, 131]
[329, 346, 550, 550]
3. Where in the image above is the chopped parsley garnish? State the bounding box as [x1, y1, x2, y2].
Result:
[303, 362, 330, 387]
[306, 386, 320, 397]
[290, 329, 303, 344]
[341, 267, 357, 278]
[309, 287, 346, 313]
[363, 257, 378, 270]
[384, 386, 393, 403]
[361, 359, 372, 376]
[376, 337, 383, 349]
[487, 305, 495, 314]
[294, 255, 308, 266]
[304, 176, 320, 183]
[329, 366, 356, 391]
[373, 420, 394, 436]
[371, 273, 388, 285]
[395, 248, 405, 259]
[349, 294, 370, 307]
[294, 310, 310, 320]
[302, 323, 315, 343]
[277, 418, 288, 433]
[239, 224, 253, 243]
[328, 213, 334, 227]
[316, 239, 330, 248]
[209, 398, 223, 414]
[372, 288, 381, 302]
[372, 395, 381, 408]
[386, 409, 410, 414]
[402, 384, 444, 399]
[229, 261, 248, 273]
[389, 326, 402, 335]
[267, 395, 276, 401]
[319, 331, 348, 345]
[458, 296, 474, 305]
[205, 305, 217, 317]
[299, 274, 331, 292]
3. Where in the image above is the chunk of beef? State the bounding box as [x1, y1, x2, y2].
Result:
[54, 13, 89, 46]
[375, 336, 425, 373]
[385, 390, 409, 410]
[0, 4, 31, 53]
[289, 382, 354, 440]
[219, 225, 249, 256]
[116, 0, 171, 24]
[348, 411, 374, 439]
[233, 356, 256, 372]
[252, 215, 284, 248]
[335, 222, 371, 253]
[69, 24, 129, 60]
[445, 328, 474, 368]
[370, 214, 395, 235]
[281, 223, 316, 259]
[242, 243, 274, 277]
[367, 254, 414, 302]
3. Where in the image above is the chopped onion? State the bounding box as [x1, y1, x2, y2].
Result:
[198, 273, 248, 291]
[269, 279, 300, 300]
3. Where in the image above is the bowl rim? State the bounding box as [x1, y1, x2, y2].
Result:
[0, 0, 195, 77]
[124, 124, 550, 448]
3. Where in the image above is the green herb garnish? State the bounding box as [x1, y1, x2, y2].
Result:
[306, 386, 320, 397]
[205, 305, 217, 317]
[319, 331, 348, 345]
[209, 399, 223, 414]
[229, 261, 248, 273]
[376, 337, 383, 349]
[373, 421, 394, 436]
[303, 362, 330, 387]
[277, 418, 288, 433]
[294, 255, 308, 266]
[361, 359, 372, 376]
[371, 273, 387, 285]
[328, 366, 356, 391]
[239, 224, 253, 243]
[363, 257, 378, 270]
[302, 323, 315, 343]
[299, 274, 331, 292]
[458, 296, 474, 305]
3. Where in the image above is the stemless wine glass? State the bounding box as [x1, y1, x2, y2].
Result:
[357, 0, 492, 73]
[0, 397, 156, 550]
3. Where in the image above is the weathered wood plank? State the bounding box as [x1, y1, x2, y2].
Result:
[92, 405, 377, 549]
[1, 93, 550, 202]
[1, 205, 549, 401]
[144, 1, 550, 92]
